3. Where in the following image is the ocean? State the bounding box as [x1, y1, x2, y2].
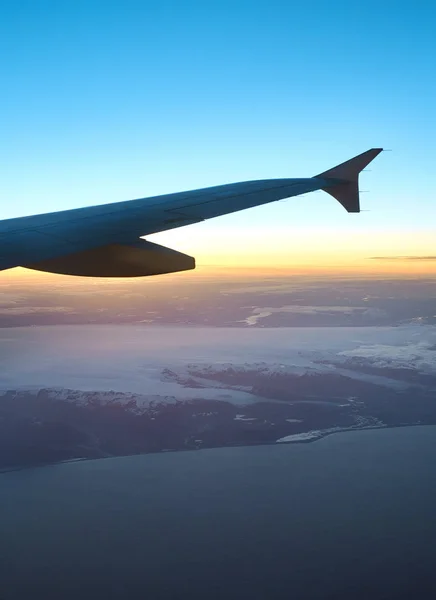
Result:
[1, 425, 436, 599]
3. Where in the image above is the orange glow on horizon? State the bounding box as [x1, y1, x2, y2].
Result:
[3, 257, 436, 287]
[3, 225, 436, 285]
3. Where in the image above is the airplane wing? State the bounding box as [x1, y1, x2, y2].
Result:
[0, 148, 383, 277]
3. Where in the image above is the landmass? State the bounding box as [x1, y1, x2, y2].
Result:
[2, 358, 435, 470]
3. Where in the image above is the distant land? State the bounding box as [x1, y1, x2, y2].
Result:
[2, 273, 436, 328]
[2, 308, 436, 471]
[2, 358, 435, 471]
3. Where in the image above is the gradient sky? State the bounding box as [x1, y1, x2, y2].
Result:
[1, 0, 435, 270]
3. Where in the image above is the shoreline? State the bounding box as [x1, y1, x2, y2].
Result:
[0, 421, 424, 475]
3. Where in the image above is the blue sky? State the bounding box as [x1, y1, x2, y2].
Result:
[1, 0, 435, 266]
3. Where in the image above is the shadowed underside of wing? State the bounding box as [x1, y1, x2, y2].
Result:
[24, 239, 195, 278]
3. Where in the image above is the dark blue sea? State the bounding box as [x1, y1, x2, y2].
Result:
[1, 426, 436, 600]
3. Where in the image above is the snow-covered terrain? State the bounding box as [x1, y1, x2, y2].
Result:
[276, 419, 386, 444]
[276, 431, 323, 443]
[1, 324, 436, 469]
[2, 325, 436, 407]
[241, 305, 387, 326]
[44, 388, 179, 413]
[2, 324, 435, 395]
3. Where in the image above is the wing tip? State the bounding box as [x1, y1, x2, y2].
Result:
[316, 148, 384, 213]
[316, 148, 384, 181]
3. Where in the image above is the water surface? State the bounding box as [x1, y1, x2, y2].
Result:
[1, 426, 436, 599]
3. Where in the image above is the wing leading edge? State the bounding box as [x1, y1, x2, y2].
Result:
[0, 148, 383, 277]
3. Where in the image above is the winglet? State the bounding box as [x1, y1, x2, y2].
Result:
[315, 148, 383, 213]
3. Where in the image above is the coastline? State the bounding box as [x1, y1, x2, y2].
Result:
[0, 421, 423, 475]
